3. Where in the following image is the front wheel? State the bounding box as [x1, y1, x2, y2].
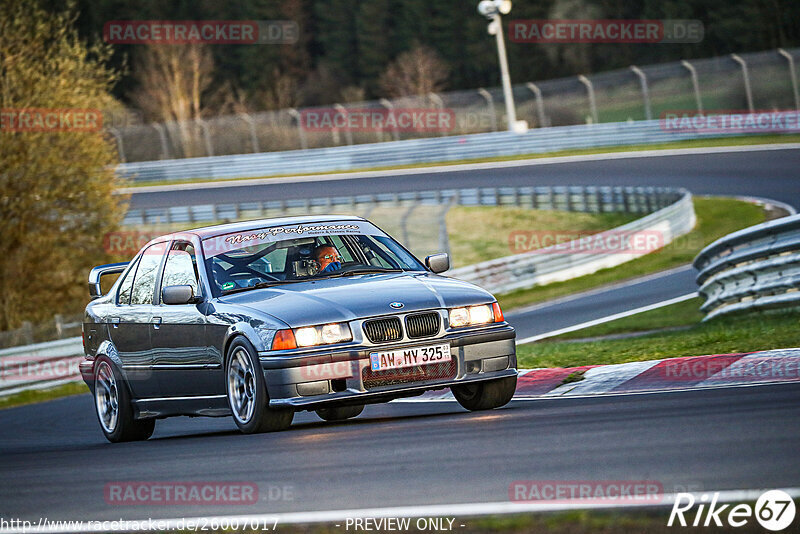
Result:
[93, 357, 155, 443]
[452, 375, 517, 411]
[226, 338, 293, 434]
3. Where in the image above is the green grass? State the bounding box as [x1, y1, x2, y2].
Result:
[550, 297, 705, 341]
[0, 382, 88, 411]
[517, 307, 800, 369]
[446, 207, 637, 268]
[498, 197, 766, 311]
[122, 133, 800, 189]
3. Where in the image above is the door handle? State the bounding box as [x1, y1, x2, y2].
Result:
[110, 317, 120, 328]
[153, 317, 162, 329]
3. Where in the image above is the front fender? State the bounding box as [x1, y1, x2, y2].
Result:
[222, 321, 274, 356]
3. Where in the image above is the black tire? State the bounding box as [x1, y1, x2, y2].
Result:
[315, 404, 364, 421]
[226, 337, 293, 434]
[452, 375, 517, 411]
[93, 357, 155, 443]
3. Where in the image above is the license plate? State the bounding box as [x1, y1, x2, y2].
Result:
[369, 343, 451, 371]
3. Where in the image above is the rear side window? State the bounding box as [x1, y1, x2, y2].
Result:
[130, 242, 166, 305]
[116, 257, 140, 305]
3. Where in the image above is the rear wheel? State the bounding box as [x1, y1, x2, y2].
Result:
[316, 404, 364, 421]
[452, 375, 517, 411]
[226, 338, 293, 434]
[94, 357, 155, 443]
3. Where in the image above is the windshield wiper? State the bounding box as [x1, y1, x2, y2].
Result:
[323, 267, 404, 278]
[221, 279, 306, 295]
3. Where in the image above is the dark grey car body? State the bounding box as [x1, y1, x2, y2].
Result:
[81, 215, 517, 422]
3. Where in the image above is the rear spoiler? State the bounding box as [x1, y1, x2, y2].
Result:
[88, 262, 129, 299]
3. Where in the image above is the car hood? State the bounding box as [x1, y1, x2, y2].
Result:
[216, 272, 495, 327]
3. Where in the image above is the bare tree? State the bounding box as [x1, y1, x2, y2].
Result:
[379, 45, 449, 99]
[130, 44, 215, 157]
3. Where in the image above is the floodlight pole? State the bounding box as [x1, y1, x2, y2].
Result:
[491, 14, 517, 130]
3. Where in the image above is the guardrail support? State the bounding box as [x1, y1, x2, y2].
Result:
[477, 88, 498, 132]
[681, 60, 704, 113]
[630, 66, 653, 121]
[778, 49, 800, 111]
[151, 123, 171, 160]
[730, 54, 755, 113]
[108, 127, 126, 163]
[379, 99, 401, 141]
[525, 82, 547, 128]
[197, 118, 214, 157]
[577, 75, 599, 124]
[334, 104, 353, 146]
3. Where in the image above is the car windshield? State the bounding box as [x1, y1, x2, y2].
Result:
[202, 222, 425, 294]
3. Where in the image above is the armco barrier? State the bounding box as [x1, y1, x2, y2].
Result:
[116, 118, 757, 183]
[694, 213, 800, 320]
[450, 189, 695, 294]
[0, 337, 84, 397]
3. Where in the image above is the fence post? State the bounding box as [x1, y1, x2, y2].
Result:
[197, 118, 214, 157]
[437, 200, 454, 256]
[401, 203, 417, 246]
[334, 103, 353, 145]
[108, 127, 126, 163]
[630, 66, 653, 120]
[778, 49, 800, 111]
[730, 54, 755, 112]
[525, 82, 547, 128]
[577, 75, 598, 124]
[239, 112, 260, 153]
[287, 108, 308, 150]
[477, 88, 498, 132]
[379, 99, 401, 141]
[54, 314, 64, 338]
[21, 321, 34, 345]
[681, 60, 704, 114]
[152, 123, 171, 160]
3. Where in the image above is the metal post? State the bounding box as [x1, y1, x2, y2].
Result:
[108, 127, 126, 163]
[681, 60, 703, 114]
[334, 103, 353, 145]
[239, 112, 260, 153]
[526, 82, 547, 128]
[152, 123, 171, 160]
[477, 88, 498, 132]
[778, 49, 800, 111]
[630, 66, 652, 121]
[401, 204, 417, 246]
[379, 99, 400, 141]
[489, 14, 517, 130]
[577, 75, 598, 124]
[197, 118, 214, 157]
[437, 200, 454, 256]
[287, 108, 308, 150]
[731, 54, 754, 112]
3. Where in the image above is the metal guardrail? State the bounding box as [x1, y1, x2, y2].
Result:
[0, 337, 84, 397]
[694, 213, 800, 320]
[451, 189, 695, 294]
[116, 118, 766, 183]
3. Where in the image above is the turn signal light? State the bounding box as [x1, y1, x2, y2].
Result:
[492, 301, 504, 323]
[271, 329, 297, 350]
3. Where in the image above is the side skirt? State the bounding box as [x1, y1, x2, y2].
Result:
[132, 394, 231, 419]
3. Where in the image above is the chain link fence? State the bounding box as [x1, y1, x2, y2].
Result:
[111, 48, 800, 162]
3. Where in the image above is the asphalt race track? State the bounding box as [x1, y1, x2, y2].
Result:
[128, 147, 800, 209]
[2, 147, 798, 525]
[1, 383, 799, 522]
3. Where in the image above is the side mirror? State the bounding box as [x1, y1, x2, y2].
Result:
[425, 253, 450, 274]
[162, 285, 198, 305]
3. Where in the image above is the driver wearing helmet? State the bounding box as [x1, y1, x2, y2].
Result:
[315, 244, 342, 273]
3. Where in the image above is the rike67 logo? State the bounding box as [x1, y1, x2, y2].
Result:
[668, 490, 796, 531]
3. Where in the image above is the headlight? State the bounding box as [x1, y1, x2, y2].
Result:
[272, 322, 353, 350]
[448, 303, 503, 328]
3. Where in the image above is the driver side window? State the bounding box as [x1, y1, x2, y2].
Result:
[161, 243, 200, 300]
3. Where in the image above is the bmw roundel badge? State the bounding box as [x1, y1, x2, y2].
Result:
[389, 301, 404, 309]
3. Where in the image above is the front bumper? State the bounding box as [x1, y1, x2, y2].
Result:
[259, 324, 517, 409]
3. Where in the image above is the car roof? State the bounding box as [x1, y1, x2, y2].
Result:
[158, 214, 368, 241]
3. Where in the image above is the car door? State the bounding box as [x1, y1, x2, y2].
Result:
[150, 241, 218, 397]
[108, 241, 166, 398]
